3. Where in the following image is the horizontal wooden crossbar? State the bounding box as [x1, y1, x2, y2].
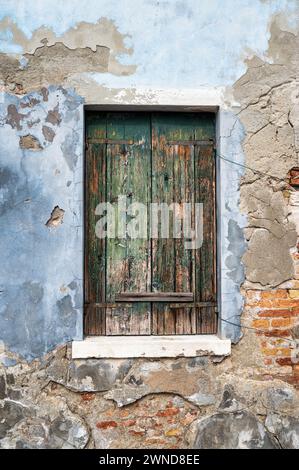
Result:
[115, 292, 193, 302]
[85, 301, 217, 309]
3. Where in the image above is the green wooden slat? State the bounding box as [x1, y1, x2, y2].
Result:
[105, 113, 151, 335]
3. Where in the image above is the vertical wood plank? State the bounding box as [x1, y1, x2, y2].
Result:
[152, 114, 197, 334]
[195, 145, 217, 333]
[173, 143, 196, 334]
[105, 113, 151, 335]
[151, 118, 175, 334]
[84, 113, 106, 335]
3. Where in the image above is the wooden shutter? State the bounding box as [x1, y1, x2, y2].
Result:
[84, 112, 217, 336]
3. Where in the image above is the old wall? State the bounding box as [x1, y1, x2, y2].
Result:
[0, 0, 299, 449]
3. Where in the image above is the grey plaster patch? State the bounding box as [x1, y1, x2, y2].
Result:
[194, 411, 279, 449]
[104, 359, 220, 407]
[243, 228, 297, 286]
[0, 167, 20, 216]
[0, 410, 89, 449]
[46, 106, 61, 126]
[0, 401, 32, 440]
[56, 295, 77, 330]
[265, 414, 299, 449]
[6, 104, 26, 130]
[218, 384, 247, 412]
[226, 219, 246, 284]
[42, 125, 55, 143]
[262, 387, 299, 414]
[65, 359, 134, 392]
[60, 130, 79, 171]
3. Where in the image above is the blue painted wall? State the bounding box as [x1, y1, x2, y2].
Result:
[0, 0, 296, 359]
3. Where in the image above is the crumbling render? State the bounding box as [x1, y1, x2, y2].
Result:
[19, 134, 42, 151]
[45, 206, 65, 229]
[0, 17, 136, 95]
[0, 41, 109, 94]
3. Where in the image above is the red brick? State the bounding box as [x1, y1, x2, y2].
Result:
[259, 308, 299, 318]
[271, 318, 293, 328]
[276, 357, 294, 366]
[262, 347, 291, 357]
[128, 428, 146, 436]
[257, 300, 299, 308]
[264, 329, 292, 337]
[122, 419, 136, 427]
[252, 319, 270, 329]
[81, 392, 95, 401]
[96, 420, 118, 429]
[156, 407, 180, 417]
[261, 290, 288, 300]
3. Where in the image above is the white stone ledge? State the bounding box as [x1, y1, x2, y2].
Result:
[72, 335, 231, 359]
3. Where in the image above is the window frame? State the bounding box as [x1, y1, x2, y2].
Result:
[72, 101, 239, 358]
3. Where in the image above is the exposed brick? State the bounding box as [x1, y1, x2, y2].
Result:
[271, 318, 293, 328]
[276, 357, 294, 366]
[165, 428, 181, 437]
[128, 428, 146, 436]
[262, 347, 291, 357]
[257, 300, 299, 308]
[288, 290, 299, 299]
[96, 420, 118, 429]
[252, 319, 270, 329]
[144, 438, 168, 446]
[81, 392, 95, 401]
[261, 290, 288, 300]
[288, 167, 299, 186]
[259, 308, 299, 318]
[156, 407, 180, 417]
[264, 329, 292, 337]
[122, 419, 136, 427]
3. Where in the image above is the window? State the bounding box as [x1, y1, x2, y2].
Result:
[84, 112, 217, 336]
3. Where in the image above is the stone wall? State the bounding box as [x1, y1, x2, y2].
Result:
[0, 0, 299, 449]
[1, 344, 299, 449]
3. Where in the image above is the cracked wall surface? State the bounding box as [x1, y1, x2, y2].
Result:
[0, 0, 299, 449]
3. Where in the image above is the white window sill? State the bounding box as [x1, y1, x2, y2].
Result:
[72, 335, 231, 359]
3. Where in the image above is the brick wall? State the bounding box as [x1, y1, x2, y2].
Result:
[246, 285, 299, 386]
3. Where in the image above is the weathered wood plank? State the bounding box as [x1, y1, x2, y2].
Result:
[84, 113, 107, 335]
[195, 144, 217, 333]
[173, 143, 196, 334]
[105, 113, 151, 335]
[151, 116, 176, 334]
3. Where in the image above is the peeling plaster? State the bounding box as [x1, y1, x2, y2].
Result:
[0, 86, 84, 360]
[0, 1, 298, 359]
